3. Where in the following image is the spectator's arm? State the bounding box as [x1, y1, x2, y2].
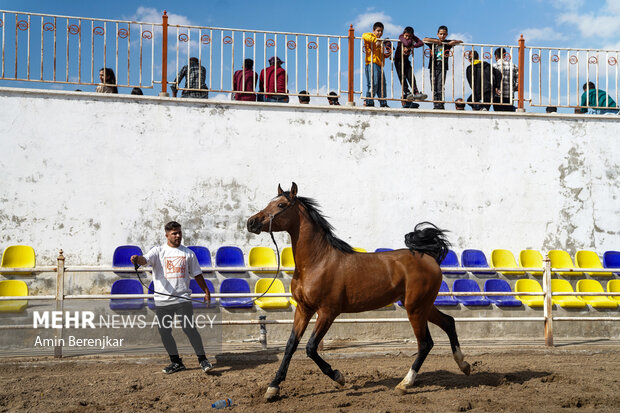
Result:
[362, 32, 377, 44]
[399, 34, 413, 48]
[411, 35, 424, 48]
[423, 37, 441, 44]
[447, 39, 463, 46]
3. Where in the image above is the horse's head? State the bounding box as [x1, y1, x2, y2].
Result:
[247, 182, 298, 234]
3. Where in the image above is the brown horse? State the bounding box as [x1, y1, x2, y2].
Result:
[247, 183, 470, 400]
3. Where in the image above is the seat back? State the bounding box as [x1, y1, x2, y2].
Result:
[440, 250, 465, 276]
[215, 246, 245, 268]
[0, 279, 28, 296]
[603, 251, 620, 274]
[190, 278, 214, 294]
[281, 247, 295, 273]
[352, 247, 367, 253]
[113, 245, 143, 267]
[375, 248, 394, 252]
[519, 250, 543, 276]
[515, 279, 543, 293]
[111, 279, 144, 295]
[439, 280, 450, 293]
[188, 246, 212, 267]
[453, 279, 482, 293]
[576, 250, 610, 276]
[577, 279, 603, 293]
[490, 249, 523, 275]
[1, 245, 36, 275]
[220, 278, 250, 294]
[249, 247, 277, 273]
[484, 279, 512, 293]
[461, 249, 494, 276]
[549, 250, 582, 276]
[607, 280, 620, 302]
[254, 278, 286, 294]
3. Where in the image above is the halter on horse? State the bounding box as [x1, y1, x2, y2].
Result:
[247, 183, 470, 400]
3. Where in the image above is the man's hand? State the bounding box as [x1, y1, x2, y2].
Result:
[204, 290, 211, 305]
[448, 40, 463, 46]
[130, 255, 146, 266]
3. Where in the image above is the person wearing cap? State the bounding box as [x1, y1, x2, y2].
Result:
[259, 56, 289, 103]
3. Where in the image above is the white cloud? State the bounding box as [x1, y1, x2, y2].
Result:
[550, 0, 584, 11]
[557, 0, 620, 39]
[518, 27, 568, 43]
[129, 7, 192, 26]
[352, 9, 402, 40]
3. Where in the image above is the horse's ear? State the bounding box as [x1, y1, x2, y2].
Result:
[277, 184, 284, 196]
[290, 182, 298, 198]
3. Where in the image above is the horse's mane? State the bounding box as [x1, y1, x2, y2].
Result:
[294, 195, 355, 254]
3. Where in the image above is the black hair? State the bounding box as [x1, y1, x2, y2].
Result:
[403, 26, 414, 35]
[189, 57, 199, 64]
[546, 106, 557, 113]
[438, 25, 448, 33]
[244, 58, 254, 70]
[455, 98, 466, 109]
[472, 50, 480, 60]
[298, 90, 310, 103]
[131, 87, 143, 95]
[99, 67, 116, 84]
[494, 47, 507, 59]
[327, 91, 340, 105]
[165, 221, 182, 232]
[583, 81, 596, 91]
[373, 22, 384, 31]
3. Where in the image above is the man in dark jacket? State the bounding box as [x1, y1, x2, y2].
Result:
[466, 51, 502, 111]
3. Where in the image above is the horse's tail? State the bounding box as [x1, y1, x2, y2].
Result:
[404, 222, 451, 265]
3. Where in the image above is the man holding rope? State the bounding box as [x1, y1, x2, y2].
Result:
[130, 221, 213, 374]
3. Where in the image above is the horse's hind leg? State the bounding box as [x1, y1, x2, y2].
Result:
[305, 311, 345, 386]
[265, 307, 312, 401]
[396, 312, 433, 394]
[428, 306, 470, 375]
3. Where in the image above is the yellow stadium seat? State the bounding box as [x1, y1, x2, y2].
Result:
[515, 279, 544, 307]
[249, 246, 277, 274]
[1, 245, 36, 276]
[519, 250, 543, 276]
[352, 247, 367, 253]
[281, 247, 295, 274]
[254, 279, 290, 309]
[576, 280, 617, 309]
[607, 280, 620, 303]
[551, 279, 586, 308]
[0, 280, 29, 312]
[575, 250, 611, 277]
[549, 250, 582, 276]
[490, 249, 524, 275]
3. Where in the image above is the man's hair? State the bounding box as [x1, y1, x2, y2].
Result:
[546, 106, 557, 113]
[373, 22, 384, 31]
[472, 50, 480, 60]
[403, 26, 414, 36]
[583, 81, 596, 91]
[189, 57, 199, 64]
[165, 221, 182, 232]
[494, 47, 507, 59]
[244, 58, 254, 70]
[438, 25, 448, 33]
[298, 90, 310, 103]
[455, 98, 466, 109]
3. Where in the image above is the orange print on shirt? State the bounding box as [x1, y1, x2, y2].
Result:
[164, 256, 186, 279]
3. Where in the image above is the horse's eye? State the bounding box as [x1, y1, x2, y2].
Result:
[278, 203, 286, 208]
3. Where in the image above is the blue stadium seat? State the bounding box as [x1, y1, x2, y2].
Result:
[483, 279, 522, 307]
[440, 250, 466, 276]
[147, 281, 155, 310]
[219, 278, 253, 308]
[375, 248, 394, 252]
[110, 279, 144, 310]
[603, 251, 620, 275]
[452, 279, 491, 306]
[189, 279, 215, 308]
[435, 280, 458, 306]
[461, 249, 495, 276]
[113, 245, 143, 276]
[215, 246, 245, 272]
[188, 246, 212, 267]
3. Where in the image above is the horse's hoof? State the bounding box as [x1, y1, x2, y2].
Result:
[264, 386, 280, 401]
[461, 361, 471, 376]
[394, 385, 408, 395]
[333, 370, 345, 386]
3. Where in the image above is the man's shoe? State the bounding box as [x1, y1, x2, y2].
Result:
[200, 359, 213, 373]
[162, 362, 186, 374]
[405, 92, 414, 101]
[413, 93, 427, 101]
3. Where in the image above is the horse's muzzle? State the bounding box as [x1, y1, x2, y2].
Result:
[247, 217, 262, 234]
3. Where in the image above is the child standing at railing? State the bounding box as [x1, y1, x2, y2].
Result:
[423, 26, 462, 110]
[363, 22, 391, 107]
[394, 27, 426, 102]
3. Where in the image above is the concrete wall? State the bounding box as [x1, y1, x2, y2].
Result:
[1, 87, 618, 267]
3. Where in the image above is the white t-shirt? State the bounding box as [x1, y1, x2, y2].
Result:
[143, 244, 202, 306]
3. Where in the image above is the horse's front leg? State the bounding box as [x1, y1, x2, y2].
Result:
[305, 311, 344, 386]
[265, 306, 312, 401]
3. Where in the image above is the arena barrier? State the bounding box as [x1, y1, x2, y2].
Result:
[0, 250, 618, 356]
[1, 9, 618, 110]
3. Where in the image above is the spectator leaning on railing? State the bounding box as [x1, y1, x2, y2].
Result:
[170, 57, 209, 99]
[423, 26, 462, 110]
[493, 47, 518, 112]
[577, 82, 619, 114]
[259, 56, 289, 103]
[362, 22, 392, 108]
[393, 26, 426, 102]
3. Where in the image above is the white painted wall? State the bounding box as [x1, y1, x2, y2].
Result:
[1, 88, 619, 266]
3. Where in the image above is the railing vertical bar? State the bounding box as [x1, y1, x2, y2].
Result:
[139, 24, 143, 86]
[26, 15, 30, 80]
[78, 19, 82, 84]
[220, 30, 224, 92]
[547, 50, 551, 106]
[126, 23, 130, 86]
[359, 35, 363, 103]
[543, 254, 553, 347]
[252, 31, 256, 95]
[160, 12, 168, 95]
[566, 50, 570, 107]
[337, 36, 341, 99]
[274, 35, 278, 97]
[2, 12, 5, 78]
[209, 29, 213, 93]
[595, 50, 599, 107]
[65, 18, 69, 82]
[461, 46, 465, 103]
[585, 51, 590, 107]
[556, 49, 560, 106]
[53, 17, 57, 81]
[151, 23, 154, 87]
[605, 51, 609, 107]
[527, 46, 531, 104]
[90, 21, 94, 84]
[199, 29, 203, 92]
[576, 50, 580, 107]
[14, 13, 18, 78]
[40, 17, 44, 81]
[327, 36, 331, 97]
[240, 31, 245, 93]
[115, 22, 118, 85]
[347, 26, 354, 105]
[231, 31, 235, 94]
[102, 21, 106, 85]
[186, 28, 190, 92]
[295, 34, 298, 94]
[54, 250, 65, 358]
[305, 35, 309, 93]
[315, 36, 319, 96]
[537, 48, 541, 107]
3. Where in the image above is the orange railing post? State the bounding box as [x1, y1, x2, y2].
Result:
[160, 10, 169, 97]
[517, 34, 525, 112]
[347, 25, 355, 106]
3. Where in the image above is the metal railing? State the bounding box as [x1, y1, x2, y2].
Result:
[1, 250, 619, 355]
[2, 9, 619, 111]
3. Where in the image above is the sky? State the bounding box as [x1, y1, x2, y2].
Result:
[0, 0, 618, 108]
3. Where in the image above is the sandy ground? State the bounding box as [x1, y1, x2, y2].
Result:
[0, 342, 619, 412]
